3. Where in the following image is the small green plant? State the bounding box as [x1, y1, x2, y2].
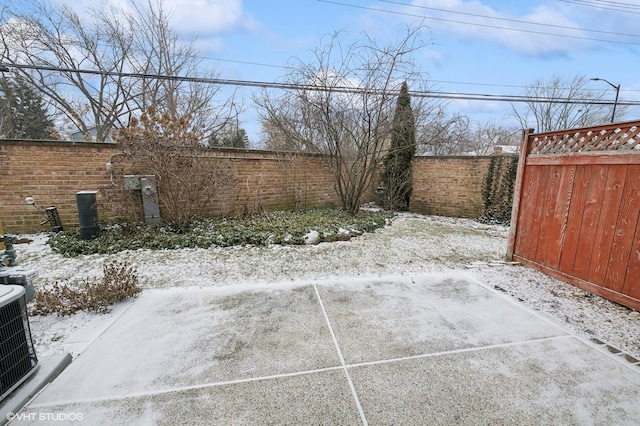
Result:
[30, 261, 142, 316]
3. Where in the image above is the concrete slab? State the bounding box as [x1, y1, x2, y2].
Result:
[316, 274, 564, 363]
[16, 369, 361, 425]
[349, 337, 640, 425]
[9, 273, 640, 425]
[31, 285, 340, 403]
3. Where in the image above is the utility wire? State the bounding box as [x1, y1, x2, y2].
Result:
[428, 78, 638, 93]
[205, 57, 292, 69]
[3, 62, 639, 106]
[558, 0, 640, 14]
[30, 41, 636, 94]
[589, 0, 640, 8]
[563, 0, 640, 9]
[381, 0, 640, 39]
[318, 0, 640, 46]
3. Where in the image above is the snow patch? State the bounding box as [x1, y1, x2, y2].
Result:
[12, 213, 640, 361]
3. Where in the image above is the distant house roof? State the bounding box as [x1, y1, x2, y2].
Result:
[493, 145, 518, 154]
[70, 127, 112, 143]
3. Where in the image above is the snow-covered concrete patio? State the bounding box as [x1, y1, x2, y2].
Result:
[12, 272, 640, 425]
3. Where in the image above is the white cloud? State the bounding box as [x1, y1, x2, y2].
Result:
[162, 0, 257, 35]
[49, 0, 258, 55]
[57, 0, 256, 36]
[407, 0, 604, 56]
[191, 36, 227, 55]
[421, 48, 446, 67]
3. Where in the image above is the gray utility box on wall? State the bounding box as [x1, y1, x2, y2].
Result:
[124, 175, 161, 225]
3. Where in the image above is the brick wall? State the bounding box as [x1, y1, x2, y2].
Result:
[1, 140, 500, 233]
[409, 156, 491, 218]
[1, 141, 119, 232]
[0, 141, 341, 233]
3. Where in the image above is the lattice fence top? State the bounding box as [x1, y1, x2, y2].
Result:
[529, 122, 640, 155]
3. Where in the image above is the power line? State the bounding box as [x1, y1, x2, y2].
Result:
[562, 0, 640, 9]
[428, 78, 640, 94]
[558, 0, 640, 14]
[381, 0, 640, 39]
[10, 47, 634, 94]
[4, 62, 640, 106]
[318, 0, 640, 46]
[590, 0, 640, 8]
[196, 56, 293, 70]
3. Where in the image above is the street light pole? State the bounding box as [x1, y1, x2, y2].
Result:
[591, 77, 620, 123]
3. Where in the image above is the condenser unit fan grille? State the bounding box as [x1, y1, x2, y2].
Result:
[0, 291, 38, 400]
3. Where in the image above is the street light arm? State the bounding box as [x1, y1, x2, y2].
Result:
[591, 77, 620, 123]
[590, 77, 619, 90]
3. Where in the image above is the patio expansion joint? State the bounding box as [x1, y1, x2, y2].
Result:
[26, 365, 347, 408]
[312, 283, 369, 426]
[29, 334, 573, 408]
[344, 335, 573, 370]
[28, 335, 579, 409]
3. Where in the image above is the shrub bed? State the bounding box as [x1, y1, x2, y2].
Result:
[49, 208, 394, 257]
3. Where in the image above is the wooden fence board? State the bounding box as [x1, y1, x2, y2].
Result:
[623, 216, 640, 299]
[545, 165, 576, 270]
[528, 166, 551, 262]
[587, 165, 627, 285]
[514, 165, 540, 258]
[605, 165, 640, 292]
[572, 165, 608, 281]
[536, 165, 563, 266]
[558, 166, 590, 275]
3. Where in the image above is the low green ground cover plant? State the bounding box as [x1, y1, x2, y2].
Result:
[49, 208, 394, 257]
[30, 260, 142, 316]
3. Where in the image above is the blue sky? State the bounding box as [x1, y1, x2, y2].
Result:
[70, 0, 640, 141]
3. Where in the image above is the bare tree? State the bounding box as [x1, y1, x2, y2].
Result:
[511, 74, 622, 133]
[469, 121, 520, 155]
[127, 0, 237, 140]
[417, 108, 472, 155]
[0, 0, 236, 141]
[256, 26, 428, 214]
[0, 0, 137, 141]
[260, 118, 314, 152]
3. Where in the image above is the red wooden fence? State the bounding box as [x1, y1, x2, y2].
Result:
[507, 121, 640, 311]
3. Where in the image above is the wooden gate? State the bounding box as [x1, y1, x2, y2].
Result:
[507, 121, 640, 311]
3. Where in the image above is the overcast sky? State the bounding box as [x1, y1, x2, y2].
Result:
[58, 0, 640, 143]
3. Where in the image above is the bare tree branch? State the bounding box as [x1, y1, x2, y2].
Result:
[0, 0, 238, 141]
[510, 74, 624, 132]
[127, 0, 238, 139]
[0, 0, 136, 140]
[255, 25, 430, 213]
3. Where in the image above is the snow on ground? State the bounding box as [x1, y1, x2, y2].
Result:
[13, 213, 640, 361]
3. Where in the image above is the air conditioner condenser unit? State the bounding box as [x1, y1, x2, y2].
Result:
[0, 285, 38, 402]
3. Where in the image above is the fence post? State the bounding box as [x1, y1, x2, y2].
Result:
[506, 128, 534, 260]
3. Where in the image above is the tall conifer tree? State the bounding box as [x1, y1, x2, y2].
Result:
[381, 81, 416, 210]
[0, 76, 55, 139]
